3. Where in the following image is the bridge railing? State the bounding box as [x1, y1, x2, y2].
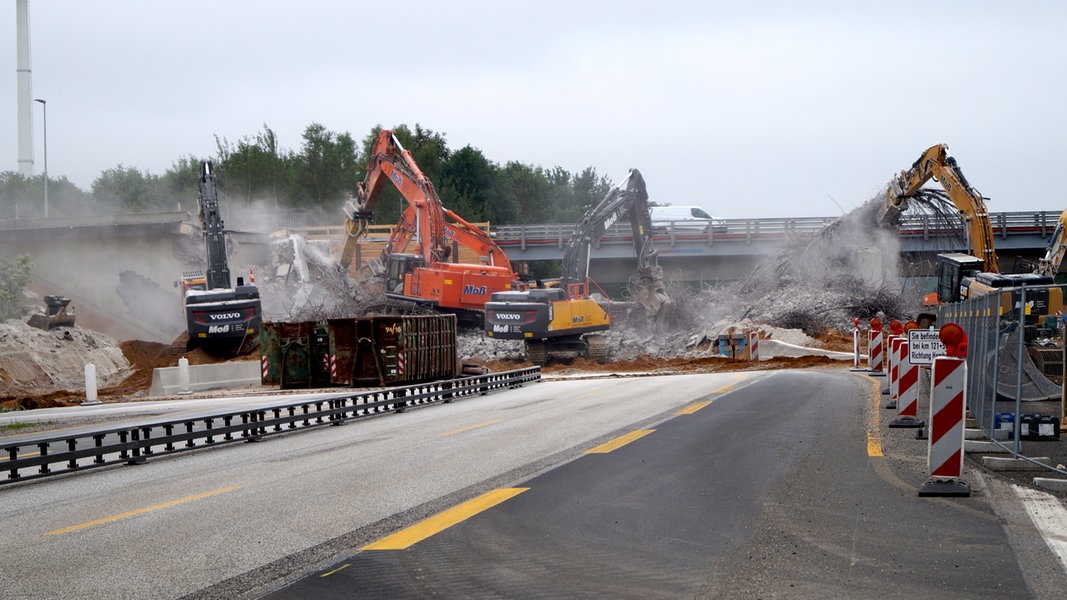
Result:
[1, 367, 540, 486]
[489, 210, 1061, 249]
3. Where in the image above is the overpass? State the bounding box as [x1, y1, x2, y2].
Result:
[0, 210, 1059, 341]
[491, 211, 1063, 284]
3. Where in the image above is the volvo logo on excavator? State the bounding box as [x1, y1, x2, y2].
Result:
[495, 313, 522, 320]
[209, 312, 241, 321]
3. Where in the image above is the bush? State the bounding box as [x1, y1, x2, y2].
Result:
[0, 255, 32, 320]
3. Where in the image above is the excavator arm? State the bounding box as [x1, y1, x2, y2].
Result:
[1037, 208, 1067, 277]
[339, 130, 446, 269]
[561, 169, 670, 323]
[880, 143, 998, 273]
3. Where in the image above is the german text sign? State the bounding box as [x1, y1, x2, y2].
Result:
[908, 329, 946, 365]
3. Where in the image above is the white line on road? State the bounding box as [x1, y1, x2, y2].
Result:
[1012, 484, 1067, 574]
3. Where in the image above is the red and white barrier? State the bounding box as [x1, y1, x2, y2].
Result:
[329, 353, 337, 379]
[397, 350, 406, 375]
[889, 339, 924, 428]
[919, 355, 970, 496]
[885, 336, 901, 400]
[261, 355, 269, 381]
[749, 331, 760, 362]
[868, 330, 884, 375]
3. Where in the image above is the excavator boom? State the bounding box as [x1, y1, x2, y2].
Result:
[338, 129, 516, 318]
[881, 143, 998, 273]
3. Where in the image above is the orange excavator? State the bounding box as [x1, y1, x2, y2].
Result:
[338, 129, 517, 323]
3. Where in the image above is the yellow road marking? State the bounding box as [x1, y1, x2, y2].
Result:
[585, 429, 655, 454]
[320, 563, 351, 578]
[867, 380, 883, 457]
[677, 400, 713, 415]
[442, 419, 500, 436]
[361, 488, 528, 550]
[46, 485, 242, 535]
[575, 391, 603, 400]
[715, 384, 735, 393]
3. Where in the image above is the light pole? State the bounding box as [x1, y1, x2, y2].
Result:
[34, 98, 48, 218]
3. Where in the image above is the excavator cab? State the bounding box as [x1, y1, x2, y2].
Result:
[385, 253, 425, 296]
[934, 253, 986, 305]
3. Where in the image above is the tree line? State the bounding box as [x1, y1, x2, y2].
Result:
[0, 123, 614, 228]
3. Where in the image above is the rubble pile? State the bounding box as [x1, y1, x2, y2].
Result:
[0, 319, 131, 397]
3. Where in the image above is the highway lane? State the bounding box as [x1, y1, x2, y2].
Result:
[0, 372, 753, 599]
[265, 369, 1035, 599]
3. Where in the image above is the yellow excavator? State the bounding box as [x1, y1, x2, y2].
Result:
[483, 169, 669, 364]
[883, 143, 1065, 400]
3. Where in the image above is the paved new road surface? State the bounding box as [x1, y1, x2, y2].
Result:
[0, 369, 1062, 599]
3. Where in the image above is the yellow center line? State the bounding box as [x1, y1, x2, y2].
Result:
[320, 563, 351, 578]
[361, 488, 528, 550]
[715, 384, 736, 393]
[46, 485, 243, 535]
[442, 419, 501, 437]
[585, 429, 655, 454]
[867, 380, 883, 457]
[575, 391, 602, 400]
[677, 400, 714, 415]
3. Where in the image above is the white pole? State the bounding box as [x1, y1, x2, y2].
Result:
[16, 0, 35, 176]
[178, 357, 192, 394]
[82, 363, 101, 406]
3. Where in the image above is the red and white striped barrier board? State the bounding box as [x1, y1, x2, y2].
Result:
[919, 356, 970, 497]
[329, 353, 337, 379]
[261, 355, 269, 381]
[749, 331, 760, 362]
[397, 350, 406, 375]
[889, 340, 924, 428]
[886, 336, 901, 400]
[868, 330, 884, 375]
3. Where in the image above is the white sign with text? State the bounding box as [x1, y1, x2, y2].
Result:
[908, 329, 947, 364]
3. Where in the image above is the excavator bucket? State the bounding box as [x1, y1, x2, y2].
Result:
[988, 329, 1062, 402]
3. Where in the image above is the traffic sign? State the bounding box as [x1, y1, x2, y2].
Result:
[908, 329, 946, 364]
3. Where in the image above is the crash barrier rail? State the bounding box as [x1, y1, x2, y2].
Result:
[488, 210, 1062, 249]
[0, 367, 540, 486]
[935, 285, 1066, 475]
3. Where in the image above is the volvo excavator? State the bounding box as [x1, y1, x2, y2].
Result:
[483, 169, 670, 364]
[177, 161, 262, 354]
[882, 143, 1064, 401]
[338, 129, 517, 324]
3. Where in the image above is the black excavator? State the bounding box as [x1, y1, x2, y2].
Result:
[176, 161, 262, 355]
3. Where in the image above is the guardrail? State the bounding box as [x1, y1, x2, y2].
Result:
[1, 367, 540, 486]
[488, 210, 1061, 248]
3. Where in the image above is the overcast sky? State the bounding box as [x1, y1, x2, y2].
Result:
[3, 1, 1066, 219]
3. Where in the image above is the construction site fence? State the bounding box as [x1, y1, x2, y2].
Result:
[0, 367, 541, 486]
[935, 284, 1066, 473]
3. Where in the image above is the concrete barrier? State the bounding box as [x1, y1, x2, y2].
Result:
[149, 361, 261, 397]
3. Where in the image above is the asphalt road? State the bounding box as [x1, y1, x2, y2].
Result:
[0, 369, 1060, 599]
[262, 369, 1034, 599]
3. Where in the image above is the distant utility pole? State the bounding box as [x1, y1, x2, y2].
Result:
[35, 98, 48, 218]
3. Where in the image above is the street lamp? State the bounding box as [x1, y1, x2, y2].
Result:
[34, 98, 48, 218]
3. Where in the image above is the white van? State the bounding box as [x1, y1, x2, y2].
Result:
[649, 205, 727, 233]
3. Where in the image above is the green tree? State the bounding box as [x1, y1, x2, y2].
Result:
[91, 165, 166, 212]
[295, 123, 359, 210]
[440, 145, 498, 223]
[0, 255, 32, 320]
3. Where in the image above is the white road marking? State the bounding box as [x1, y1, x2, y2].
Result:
[1011, 483, 1067, 573]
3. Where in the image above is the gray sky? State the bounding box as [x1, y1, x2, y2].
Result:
[4, 0, 1066, 219]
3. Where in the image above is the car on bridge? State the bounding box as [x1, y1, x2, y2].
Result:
[650, 205, 728, 233]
